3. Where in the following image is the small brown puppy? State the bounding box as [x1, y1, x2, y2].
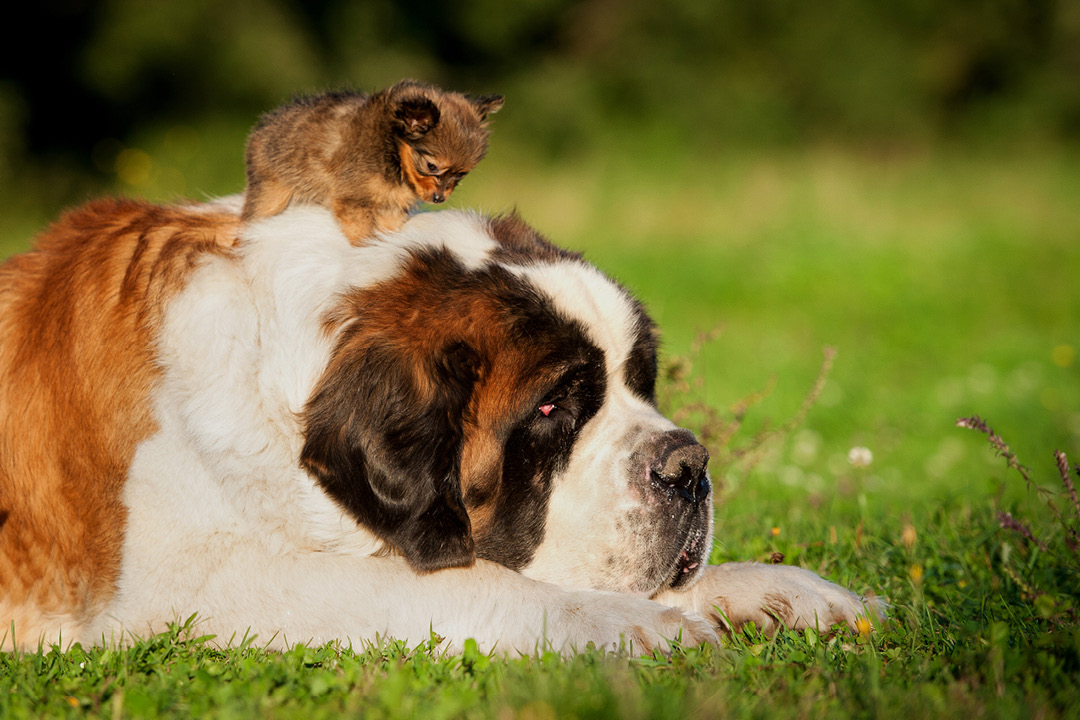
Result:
[242, 80, 503, 243]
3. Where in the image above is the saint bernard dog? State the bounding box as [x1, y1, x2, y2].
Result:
[0, 197, 880, 654]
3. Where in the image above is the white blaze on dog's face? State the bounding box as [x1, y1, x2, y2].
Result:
[507, 259, 713, 595]
[299, 211, 713, 597]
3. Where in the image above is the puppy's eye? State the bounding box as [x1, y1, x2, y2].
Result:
[426, 161, 439, 174]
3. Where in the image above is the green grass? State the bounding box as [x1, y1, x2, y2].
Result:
[2, 144, 1079, 717]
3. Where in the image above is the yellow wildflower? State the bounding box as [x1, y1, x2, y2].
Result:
[910, 563, 924, 584]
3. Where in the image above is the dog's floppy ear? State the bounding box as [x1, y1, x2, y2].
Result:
[300, 338, 481, 572]
[393, 97, 441, 140]
[470, 94, 504, 122]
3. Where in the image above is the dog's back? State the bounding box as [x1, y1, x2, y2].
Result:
[0, 199, 237, 649]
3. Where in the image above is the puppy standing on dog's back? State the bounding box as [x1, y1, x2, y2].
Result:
[242, 80, 503, 244]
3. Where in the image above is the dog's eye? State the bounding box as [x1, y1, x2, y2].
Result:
[426, 161, 439, 174]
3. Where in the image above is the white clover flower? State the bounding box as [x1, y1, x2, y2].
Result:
[848, 446, 873, 468]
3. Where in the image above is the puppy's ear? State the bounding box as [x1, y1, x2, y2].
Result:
[393, 97, 441, 140]
[470, 94, 504, 121]
[300, 339, 481, 572]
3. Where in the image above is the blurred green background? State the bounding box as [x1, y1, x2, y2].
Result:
[1, 0, 1078, 526]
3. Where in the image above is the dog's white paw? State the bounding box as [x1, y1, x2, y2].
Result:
[545, 589, 719, 655]
[654, 562, 884, 635]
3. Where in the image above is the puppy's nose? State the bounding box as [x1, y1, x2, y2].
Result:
[650, 431, 710, 504]
[432, 193, 445, 203]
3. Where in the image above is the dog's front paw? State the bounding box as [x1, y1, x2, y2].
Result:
[550, 590, 719, 656]
[654, 562, 884, 635]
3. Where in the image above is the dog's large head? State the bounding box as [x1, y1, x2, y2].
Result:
[299, 211, 712, 596]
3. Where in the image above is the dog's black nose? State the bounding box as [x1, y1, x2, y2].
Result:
[650, 431, 710, 504]
[432, 193, 445, 203]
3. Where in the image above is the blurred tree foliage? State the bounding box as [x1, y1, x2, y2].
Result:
[1, 0, 1077, 217]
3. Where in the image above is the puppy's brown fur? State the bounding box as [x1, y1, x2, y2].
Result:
[242, 80, 503, 244]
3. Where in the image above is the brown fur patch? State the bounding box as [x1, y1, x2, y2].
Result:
[761, 592, 794, 626]
[0, 198, 237, 648]
[328, 253, 569, 547]
[705, 595, 735, 632]
[629, 626, 654, 655]
[487, 213, 583, 265]
[399, 143, 440, 202]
